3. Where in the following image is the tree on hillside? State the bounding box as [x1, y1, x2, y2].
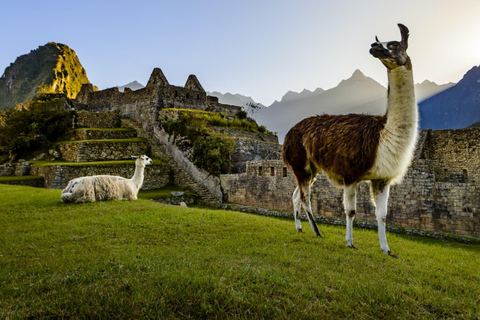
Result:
[244, 101, 261, 118]
[0, 94, 73, 162]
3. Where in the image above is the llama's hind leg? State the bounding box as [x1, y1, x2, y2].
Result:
[343, 183, 357, 248]
[292, 187, 303, 232]
[300, 182, 321, 237]
[371, 180, 396, 257]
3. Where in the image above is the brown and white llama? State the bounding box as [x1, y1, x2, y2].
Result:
[282, 24, 417, 256]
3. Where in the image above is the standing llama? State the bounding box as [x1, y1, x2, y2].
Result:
[282, 24, 417, 256]
[61, 155, 153, 203]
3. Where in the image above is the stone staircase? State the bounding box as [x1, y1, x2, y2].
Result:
[122, 118, 222, 202]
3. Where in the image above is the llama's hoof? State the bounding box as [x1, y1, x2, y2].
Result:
[387, 250, 398, 258]
[296, 228, 303, 233]
[315, 232, 323, 238]
[347, 244, 358, 250]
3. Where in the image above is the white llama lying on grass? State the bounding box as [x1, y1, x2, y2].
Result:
[61, 155, 152, 203]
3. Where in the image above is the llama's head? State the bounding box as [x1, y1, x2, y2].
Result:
[132, 155, 153, 167]
[370, 24, 411, 70]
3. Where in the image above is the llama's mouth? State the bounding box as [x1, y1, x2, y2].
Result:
[369, 46, 389, 59]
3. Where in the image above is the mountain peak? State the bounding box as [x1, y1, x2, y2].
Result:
[0, 42, 90, 110]
[351, 69, 365, 79]
[118, 81, 145, 92]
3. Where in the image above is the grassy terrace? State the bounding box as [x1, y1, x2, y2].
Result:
[56, 137, 147, 144]
[72, 128, 136, 131]
[0, 184, 479, 319]
[29, 158, 166, 167]
[0, 175, 43, 182]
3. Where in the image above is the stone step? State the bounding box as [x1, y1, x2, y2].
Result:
[181, 175, 218, 201]
[31, 160, 170, 190]
[57, 138, 148, 162]
[122, 118, 222, 202]
[69, 128, 137, 141]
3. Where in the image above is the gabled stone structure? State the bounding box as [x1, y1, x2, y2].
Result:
[71, 68, 280, 201]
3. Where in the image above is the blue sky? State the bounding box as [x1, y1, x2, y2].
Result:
[2, 0, 480, 105]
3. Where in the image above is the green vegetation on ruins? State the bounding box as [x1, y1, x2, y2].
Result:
[29, 158, 166, 167]
[56, 137, 147, 144]
[0, 175, 43, 182]
[164, 108, 271, 134]
[162, 109, 239, 176]
[0, 184, 479, 319]
[0, 94, 73, 162]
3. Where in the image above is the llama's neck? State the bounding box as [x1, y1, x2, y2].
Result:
[385, 66, 418, 133]
[131, 163, 145, 190]
[372, 64, 418, 184]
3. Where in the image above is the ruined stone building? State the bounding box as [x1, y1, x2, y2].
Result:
[221, 129, 480, 238]
[3, 66, 479, 239]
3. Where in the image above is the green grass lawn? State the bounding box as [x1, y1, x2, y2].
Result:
[0, 184, 479, 319]
[138, 187, 195, 200]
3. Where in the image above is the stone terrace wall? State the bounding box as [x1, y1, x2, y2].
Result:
[71, 128, 137, 141]
[76, 110, 122, 128]
[423, 128, 480, 181]
[221, 158, 480, 238]
[210, 127, 281, 173]
[58, 140, 148, 162]
[207, 102, 242, 116]
[210, 127, 278, 144]
[31, 162, 171, 190]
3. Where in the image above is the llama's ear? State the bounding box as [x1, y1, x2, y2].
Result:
[375, 36, 380, 43]
[398, 23, 409, 49]
[131, 156, 138, 160]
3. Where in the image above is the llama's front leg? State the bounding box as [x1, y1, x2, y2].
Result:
[371, 180, 395, 256]
[292, 187, 303, 232]
[300, 184, 321, 237]
[343, 183, 357, 248]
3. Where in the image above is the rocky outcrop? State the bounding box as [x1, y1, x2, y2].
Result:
[0, 42, 90, 110]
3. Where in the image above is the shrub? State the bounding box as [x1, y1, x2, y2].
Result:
[193, 133, 235, 176]
[0, 94, 73, 161]
[163, 111, 235, 176]
[235, 110, 247, 120]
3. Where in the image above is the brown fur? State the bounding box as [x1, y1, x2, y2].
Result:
[282, 113, 387, 188]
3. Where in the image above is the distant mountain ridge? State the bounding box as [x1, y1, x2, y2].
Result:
[419, 65, 480, 129]
[0, 42, 90, 110]
[118, 81, 144, 92]
[207, 91, 265, 108]
[254, 69, 454, 143]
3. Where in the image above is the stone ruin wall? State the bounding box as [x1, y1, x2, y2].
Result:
[221, 129, 480, 238]
[31, 162, 171, 190]
[70, 128, 137, 141]
[58, 140, 148, 162]
[76, 110, 122, 128]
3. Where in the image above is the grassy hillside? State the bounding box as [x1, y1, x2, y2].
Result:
[0, 184, 479, 319]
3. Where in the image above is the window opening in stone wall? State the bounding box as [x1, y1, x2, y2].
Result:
[258, 166, 263, 176]
[175, 90, 178, 98]
[196, 94, 200, 100]
[270, 167, 275, 176]
[186, 93, 190, 99]
[283, 167, 288, 177]
[462, 169, 468, 180]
